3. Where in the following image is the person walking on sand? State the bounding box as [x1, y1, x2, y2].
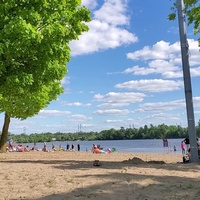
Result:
[181, 140, 185, 154]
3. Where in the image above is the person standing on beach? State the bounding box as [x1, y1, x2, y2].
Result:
[163, 138, 169, 153]
[184, 138, 190, 152]
[77, 144, 80, 151]
[66, 143, 70, 151]
[181, 140, 185, 154]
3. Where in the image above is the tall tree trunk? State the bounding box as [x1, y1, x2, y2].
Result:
[0, 113, 11, 153]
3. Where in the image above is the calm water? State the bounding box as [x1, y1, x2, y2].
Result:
[20, 138, 183, 154]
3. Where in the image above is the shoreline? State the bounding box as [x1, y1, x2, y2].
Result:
[1, 150, 183, 161]
[5, 138, 184, 155]
[1, 151, 200, 200]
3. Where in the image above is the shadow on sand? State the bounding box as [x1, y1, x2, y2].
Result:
[2, 157, 200, 200]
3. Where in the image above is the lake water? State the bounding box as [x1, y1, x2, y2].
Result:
[21, 138, 184, 154]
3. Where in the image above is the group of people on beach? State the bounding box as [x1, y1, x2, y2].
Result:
[6, 142, 37, 152]
[41, 142, 81, 152]
[92, 144, 116, 154]
[181, 137, 200, 154]
[50, 143, 80, 152]
[7, 142, 31, 152]
[6, 138, 117, 154]
[181, 137, 200, 163]
[6, 139, 81, 153]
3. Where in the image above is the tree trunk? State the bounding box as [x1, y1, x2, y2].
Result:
[0, 113, 11, 153]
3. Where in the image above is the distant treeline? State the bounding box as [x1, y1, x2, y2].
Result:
[1, 123, 200, 143]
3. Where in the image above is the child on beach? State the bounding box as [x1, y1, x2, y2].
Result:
[181, 140, 185, 154]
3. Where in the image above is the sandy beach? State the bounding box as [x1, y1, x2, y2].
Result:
[0, 151, 200, 200]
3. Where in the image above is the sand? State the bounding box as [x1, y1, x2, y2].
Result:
[0, 151, 200, 200]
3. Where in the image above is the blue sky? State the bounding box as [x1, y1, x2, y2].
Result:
[2, 0, 200, 134]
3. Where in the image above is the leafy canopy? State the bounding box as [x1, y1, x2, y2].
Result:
[169, 0, 200, 35]
[0, 0, 91, 119]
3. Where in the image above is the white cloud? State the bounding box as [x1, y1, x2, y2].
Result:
[94, 0, 129, 26]
[139, 113, 182, 127]
[69, 114, 92, 122]
[94, 92, 146, 108]
[70, 0, 138, 56]
[129, 39, 199, 67]
[125, 39, 200, 79]
[115, 79, 183, 92]
[127, 40, 180, 61]
[190, 66, 200, 77]
[137, 100, 185, 112]
[62, 102, 92, 107]
[38, 110, 71, 117]
[105, 119, 124, 123]
[137, 97, 200, 112]
[93, 109, 130, 115]
[81, 0, 97, 9]
[161, 71, 183, 79]
[123, 60, 181, 78]
[80, 124, 93, 128]
[94, 92, 145, 102]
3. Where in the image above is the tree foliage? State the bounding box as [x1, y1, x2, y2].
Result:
[0, 0, 91, 152]
[169, 0, 200, 36]
[4, 122, 200, 144]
